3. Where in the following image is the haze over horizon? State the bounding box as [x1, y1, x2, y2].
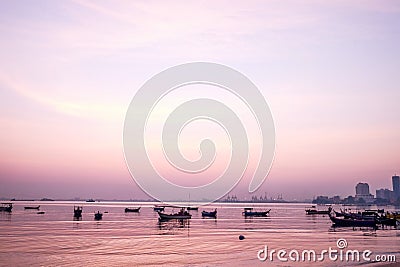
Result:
[1, 1, 399, 201]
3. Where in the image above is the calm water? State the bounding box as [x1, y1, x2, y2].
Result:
[0, 202, 399, 266]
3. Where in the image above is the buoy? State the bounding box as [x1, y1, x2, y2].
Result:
[239, 235, 245, 240]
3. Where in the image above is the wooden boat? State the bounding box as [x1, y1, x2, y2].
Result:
[94, 211, 103, 220]
[329, 213, 376, 228]
[74, 206, 83, 217]
[158, 209, 191, 220]
[187, 207, 198, 211]
[24, 205, 40, 210]
[0, 203, 12, 212]
[242, 208, 270, 217]
[202, 209, 217, 218]
[125, 207, 140, 212]
[305, 206, 332, 215]
[153, 206, 165, 212]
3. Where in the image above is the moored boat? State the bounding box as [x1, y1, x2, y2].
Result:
[242, 208, 270, 217]
[187, 207, 199, 211]
[24, 205, 40, 210]
[74, 206, 83, 217]
[94, 211, 103, 220]
[158, 208, 191, 220]
[305, 206, 332, 215]
[202, 209, 217, 218]
[125, 207, 141, 212]
[0, 203, 13, 212]
[329, 213, 376, 228]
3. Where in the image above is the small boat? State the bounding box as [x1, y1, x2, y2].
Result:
[94, 211, 103, 220]
[0, 203, 13, 212]
[86, 199, 95, 202]
[305, 206, 332, 215]
[125, 207, 140, 213]
[202, 209, 217, 218]
[37, 211, 45, 214]
[74, 206, 83, 217]
[187, 207, 199, 211]
[329, 213, 376, 228]
[154, 206, 165, 212]
[24, 205, 40, 210]
[242, 208, 270, 217]
[158, 208, 191, 220]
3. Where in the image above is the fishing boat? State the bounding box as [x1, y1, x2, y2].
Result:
[158, 208, 191, 220]
[94, 211, 103, 220]
[187, 207, 199, 211]
[125, 207, 140, 213]
[329, 213, 376, 228]
[37, 211, 45, 214]
[305, 206, 332, 215]
[154, 206, 165, 212]
[24, 205, 40, 210]
[242, 208, 270, 217]
[74, 206, 82, 217]
[202, 209, 217, 218]
[0, 203, 12, 212]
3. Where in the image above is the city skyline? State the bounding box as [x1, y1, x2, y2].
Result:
[1, 1, 400, 201]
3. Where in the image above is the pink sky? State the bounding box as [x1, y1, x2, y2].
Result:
[0, 0, 399, 200]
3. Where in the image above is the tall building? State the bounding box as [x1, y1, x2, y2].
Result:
[376, 188, 393, 201]
[355, 182, 374, 203]
[393, 175, 400, 199]
[356, 183, 370, 195]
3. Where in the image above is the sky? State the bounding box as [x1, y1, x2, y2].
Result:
[0, 0, 399, 201]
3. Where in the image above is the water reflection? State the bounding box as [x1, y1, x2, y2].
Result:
[158, 218, 190, 229]
[0, 212, 11, 222]
[157, 219, 191, 237]
[73, 216, 82, 221]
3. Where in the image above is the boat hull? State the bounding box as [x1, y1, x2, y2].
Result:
[158, 212, 191, 220]
[202, 211, 217, 218]
[24, 206, 40, 210]
[306, 210, 330, 215]
[125, 207, 140, 212]
[243, 209, 270, 217]
[329, 214, 376, 228]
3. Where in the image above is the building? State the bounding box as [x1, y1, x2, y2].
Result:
[393, 175, 400, 199]
[376, 188, 393, 201]
[355, 182, 374, 203]
[356, 183, 370, 195]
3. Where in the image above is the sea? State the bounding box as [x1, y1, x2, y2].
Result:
[0, 202, 399, 267]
